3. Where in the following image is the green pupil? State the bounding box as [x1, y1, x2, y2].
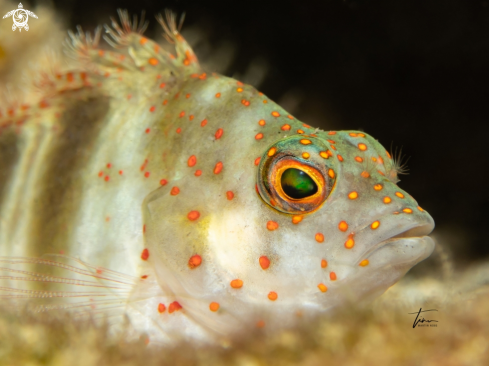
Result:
[280, 168, 318, 199]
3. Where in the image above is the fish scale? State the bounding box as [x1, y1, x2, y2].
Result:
[0, 10, 435, 345]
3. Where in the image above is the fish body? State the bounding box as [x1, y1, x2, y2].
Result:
[0, 11, 434, 344]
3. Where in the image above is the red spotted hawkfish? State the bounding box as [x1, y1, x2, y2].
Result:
[0, 10, 435, 345]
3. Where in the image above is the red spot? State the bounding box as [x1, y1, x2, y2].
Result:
[259, 256, 270, 270]
[160, 179, 168, 186]
[214, 162, 223, 174]
[215, 93, 221, 98]
[176, 127, 182, 133]
[186, 93, 191, 99]
[144, 172, 150, 178]
[98, 171, 103, 177]
[119, 170, 123, 175]
[255, 133, 264, 140]
[200, 119, 208, 127]
[215, 128, 224, 139]
[39, 100, 49, 109]
[281, 124, 291, 131]
[158, 303, 166, 313]
[170, 186, 180, 195]
[143, 224, 146, 233]
[195, 170, 202, 176]
[162, 100, 168, 105]
[159, 82, 166, 88]
[140, 159, 148, 171]
[267, 221, 279, 231]
[241, 99, 250, 106]
[255, 184, 259, 194]
[104, 176, 110, 182]
[179, 111, 185, 118]
[189, 115, 194, 121]
[187, 211, 200, 221]
[145, 128, 150, 134]
[168, 301, 182, 313]
[337, 155, 344, 162]
[254, 157, 261, 166]
[141, 248, 150, 260]
[188, 254, 202, 269]
[141, 275, 148, 279]
[226, 191, 234, 200]
[188, 155, 197, 167]
[106, 163, 112, 168]
[149, 106, 156, 112]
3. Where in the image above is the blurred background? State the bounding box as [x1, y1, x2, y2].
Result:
[7, 0, 489, 265]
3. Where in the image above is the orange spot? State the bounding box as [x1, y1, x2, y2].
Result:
[186, 93, 191, 99]
[371, 157, 377, 162]
[188, 254, 202, 269]
[158, 303, 166, 313]
[292, 215, 303, 224]
[374, 184, 383, 191]
[371, 220, 380, 229]
[254, 157, 261, 166]
[144, 172, 150, 178]
[168, 301, 182, 313]
[315, 233, 325, 243]
[162, 100, 168, 105]
[378, 157, 384, 164]
[395, 192, 405, 198]
[160, 179, 168, 186]
[263, 100, 268, 104]
[237, 87, 243, 92]
[195, 170, 202, 176]
[337, 155, 344, 162]
[187, 155, 197, 167]
[258, 119, 266, 126]
[281, 124, 291, 131]
[348, 191, 359, 200]
[271, 111, 280, 117]
[358, 143, 367, 151]
[349, 133, 358, 137]
[215, 92, 221, 98]
[268, 147, 277, 156]
[327, 140, 336, 144]
[302, 152, 310, 159]
[230, 279, 243, 289]
[189, 115, 194, 121]
[403, 208, 413, 214]
[383, 196, 392, 204]
[338, 221, 348, 232]
[255, 133, 264, 140]
[201, 119, 208, 127]
[141, 275, 148, 279]
[259, 256, 270, 270]
[328, 131, 337, 135]
[98, 50, 105, 57]
[320, 151, 329, 159]
[386, 151, 392, 159]
[226, 191, 234, 200]
[141, 249, 149, 260]
[104, 176, 110, 182]
[215, 128, 224, 139]
[149, 106, 156, 112]
[267, 221, 279, 231]
[209, 302, 220, 312]
[187, 211, 200, 221]
[214, 162, 223, 174]
[361, 171, 370, 178]
[139, 37, 148, 45]
[159, 82, 166, 88]
[358, 133, 366, 137]
[66, 72, 74, 82]
[176, 127, 182, 134]
[179, 111, 185, 118]
[300, 139, 312, 145]
[256, 320, 265, 328]
[355, 156, 363, 163]
[170, 186, 180, 196]
[119, 170, 123, 175]
[359, 259, 369, 267]
[417, 206, 424, 212]
[268, 292, 278, 301]
[318, 283, 328, 293]
[321, 259, 328, 268]
[297, 129, 304, 134]
[98, 171, 103, 177]
[241, 99, 250, 106]
[287, 115, 294, 119]
[345, 234, 355, 249]
[148, 57, 158, 66]
[328, 169, 335, 179]
[330, 272, 337, 281]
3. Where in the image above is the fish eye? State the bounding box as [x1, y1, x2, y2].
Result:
[280, 168, 318, 199]
[256, 135, 336, 214]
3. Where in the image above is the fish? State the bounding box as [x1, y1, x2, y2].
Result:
[0, 10, 435, 345]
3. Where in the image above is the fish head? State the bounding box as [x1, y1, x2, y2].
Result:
[142, 78, 434, 337]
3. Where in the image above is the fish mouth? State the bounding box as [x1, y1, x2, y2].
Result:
[361, 221, 435, 267]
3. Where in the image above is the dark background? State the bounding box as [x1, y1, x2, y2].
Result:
[41, 0, 489, 263]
